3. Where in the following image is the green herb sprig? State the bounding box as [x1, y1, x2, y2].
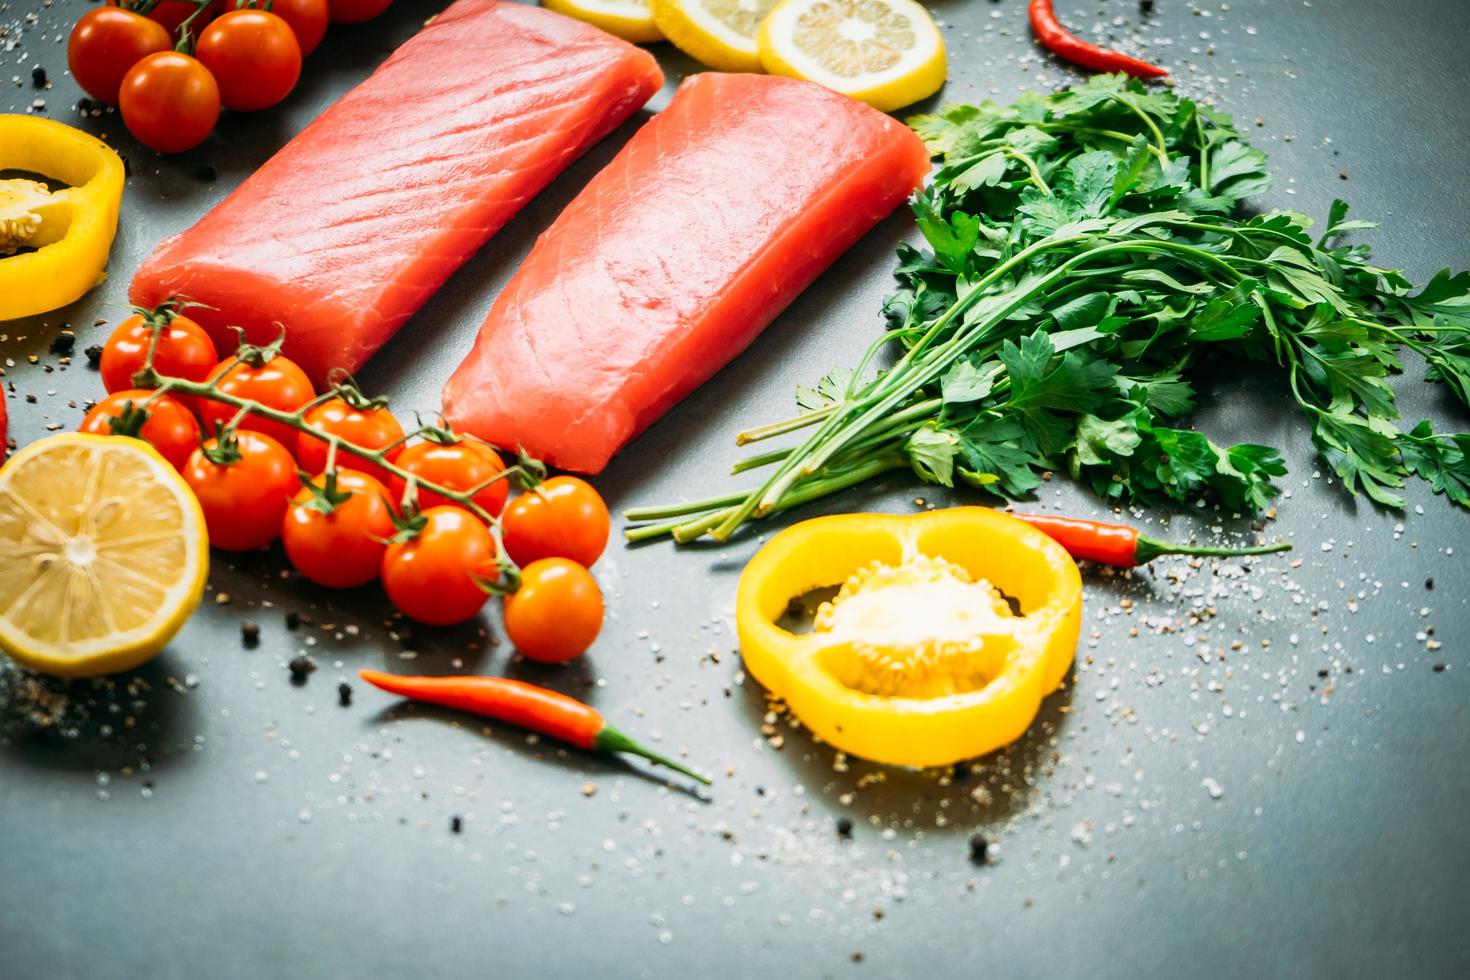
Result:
[628, 74, 1470, 542]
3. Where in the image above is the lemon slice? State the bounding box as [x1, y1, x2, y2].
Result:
[541, 0, 665, 42]
[652, 0, 781, 72]
[0, 434, 208, 678]
[757, 0, 946, 113]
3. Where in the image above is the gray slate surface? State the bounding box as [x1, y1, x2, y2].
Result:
[1, 1, 1467, 977]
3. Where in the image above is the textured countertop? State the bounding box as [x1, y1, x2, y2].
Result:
[2, 1, 1467, 977]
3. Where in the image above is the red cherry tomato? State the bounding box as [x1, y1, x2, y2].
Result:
[296, 397, 405, 485]
[327, 0, 393, 25]
[380, 507, 495, 626]
[79, 390, 201, 472]
[118, 51, 220, 154]
[99, 306, 219, 409]
[266, 0, 329, 56]
[390, 439, 509, 516]
[68, 8, 172, 105]
[196, 10, 302, 112]
[183, 430, 297, 551]
[502, 558, 603, 663]
[198, 351, 315, 451]
[282, 470, 395, 589]
[501, 476, 610, 568]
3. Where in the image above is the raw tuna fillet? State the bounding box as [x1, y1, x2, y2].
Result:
[129, 0, 662, 386]
[442, 73, 930, 473]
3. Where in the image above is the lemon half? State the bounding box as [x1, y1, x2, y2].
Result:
[541, 0, 665, 42]
[652, 0, 781, 72]
[0, 434, 208, 678]
[757, 0, 946, 112]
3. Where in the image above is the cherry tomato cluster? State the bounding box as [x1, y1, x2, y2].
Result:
[68, 0, 394, 154]
[79, 302, 612, 662]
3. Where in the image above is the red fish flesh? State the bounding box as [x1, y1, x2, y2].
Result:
[441, 72, 930, 473]
[130, 0, 662, 386]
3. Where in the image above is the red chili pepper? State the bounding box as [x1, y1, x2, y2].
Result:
[1012, 513, 1291, 566]
[358, 669, 711, 785]
[1027, 0, 1168, 79]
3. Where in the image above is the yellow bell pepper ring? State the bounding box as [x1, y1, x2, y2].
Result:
[1, 115, 125, 320]
[736, 508, 1083, 768]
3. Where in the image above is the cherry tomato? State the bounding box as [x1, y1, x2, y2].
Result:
[502, 558, 603, 663]
[296, 397, 405, 485]
[282, 470, 395, 589]
[327, 0, 393, 25]
[198, 351, 315, 451]
[390, 439, 509, 516]
[380, 507, 494, 626]
[118, 0, 226, 39]
[79, 390, 201, 472]
[183, 430, 297, 551]
[119, 51, 220, 154]
[68, 7, 172, 105]
[99, 307, 219, 408]
[501, 476, 610, 568]
[196, 10, 302, 112]
[266, 0, 329, 56]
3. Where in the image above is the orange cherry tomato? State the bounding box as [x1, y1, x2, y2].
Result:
[502, 558, 603, 664]
[118, 51, 220, 154]
[183, 430, 298, 552]
[390, 439, 509, 516]
[198, 352, 315, 451]
[99, 307, 219, 409]
[296, 397, 405, 484]
[79, 390, 200, 471]
[68, 7, 172, 105]
[196, 10, 302, 112]
[501, 476, 610, 568]
[380, 507, 494, 626]
[282, 470, 395, 589]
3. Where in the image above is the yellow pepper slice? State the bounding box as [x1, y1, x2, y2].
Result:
[0, 115, 125, 320]
[736, 508, 1082, 767]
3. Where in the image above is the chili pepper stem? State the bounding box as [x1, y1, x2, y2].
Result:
[1133, 536, 1292, 564]
[594, 725, 712, 785]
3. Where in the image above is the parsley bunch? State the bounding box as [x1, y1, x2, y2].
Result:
[627, 75, 1469, 543]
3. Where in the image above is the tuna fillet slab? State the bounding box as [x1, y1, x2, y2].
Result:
[130, 0, 662, 386]
[442, 73, 931, 473]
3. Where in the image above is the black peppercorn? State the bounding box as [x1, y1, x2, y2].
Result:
[968, 833, 989, 864]
[836, 817, 854, 838]
[241, 621, 260, 647]
[288, 655, 315, 683]
[338, 682, 352, 706]
[32, 66, 47, 88]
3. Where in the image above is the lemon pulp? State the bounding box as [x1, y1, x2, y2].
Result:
[541, 0, 665, 43]
[0, 434, 207, 677]
[652, 0, 781, 72]
[758, 0, 947, 112]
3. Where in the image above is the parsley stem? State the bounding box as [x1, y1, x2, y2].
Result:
[736, 406, 836, 445]
[1004, 149, 1052, 195]
[623, 490, 750, 524]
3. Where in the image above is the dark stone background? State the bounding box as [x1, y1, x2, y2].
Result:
[2, 1, 1466, 977]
